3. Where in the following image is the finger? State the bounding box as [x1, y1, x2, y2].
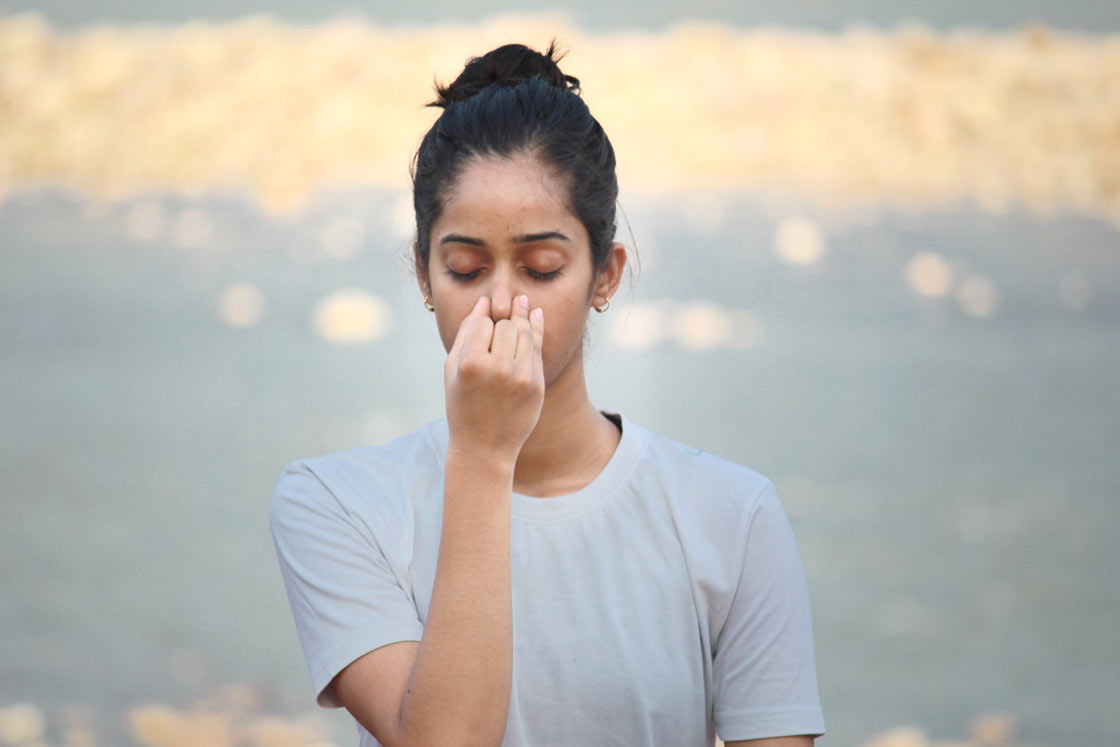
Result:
[509, 295, 532, 357]
[450, 296, 487, 353]
[529, 306, 544, 356]
[449, 297, 492, 357]
[511, 294, 530, 321]
[465, 295, 491, 330]
[464, 313, 496, 355]
[490, 318, 519, 361]
[513, 305, 535, 363]
[528, 311, 545, 385]
[515, 306, 543, 381]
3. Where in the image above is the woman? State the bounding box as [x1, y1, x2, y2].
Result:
[271, 42, 824, 746]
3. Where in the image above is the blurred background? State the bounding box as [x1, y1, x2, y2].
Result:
[1, 1, 1118, 746]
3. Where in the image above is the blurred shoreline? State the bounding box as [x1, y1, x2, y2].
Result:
[1, 14, 1118, 221]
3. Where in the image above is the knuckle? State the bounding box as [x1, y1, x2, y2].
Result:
[458, 354, 487, 379]
[513, 370, 537, 393]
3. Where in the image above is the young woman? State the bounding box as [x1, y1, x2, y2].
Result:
[271, 43, 825, 746]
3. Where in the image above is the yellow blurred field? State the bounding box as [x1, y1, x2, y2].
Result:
[1, 13, 1118, 221]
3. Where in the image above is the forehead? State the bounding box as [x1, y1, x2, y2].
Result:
[439, 152, 580, 233]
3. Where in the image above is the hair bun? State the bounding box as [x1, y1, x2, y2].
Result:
[431, 41, 579, 108]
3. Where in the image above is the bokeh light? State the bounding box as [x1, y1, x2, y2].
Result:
[608, 300, 763, 352]
[608, 302, 666, 350]
[172, 208, 215, 250]
[957, 275, 999, 318]
[774, 216, 828, 266]
[670, 300, 733, 350]
[217, 282, 266, 328]
[311, 288, 392, 344]
[906, 251, 953, 298]
[0, 703, 45, 745]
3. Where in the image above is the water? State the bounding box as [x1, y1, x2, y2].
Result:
[4, 0, 1120, 32]
[1, 6, 1119, 745]
[1, 185, 1118, 745]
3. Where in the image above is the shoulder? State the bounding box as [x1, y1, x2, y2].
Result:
[620, 418, 804, 631]
[270, 419, 447, 527]
[627, 417, 776, 515]
[295, 419, 444, 490]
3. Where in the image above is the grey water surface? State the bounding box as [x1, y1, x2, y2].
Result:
[1, 187, 1118, 745]
[4, 0, 1120, 31]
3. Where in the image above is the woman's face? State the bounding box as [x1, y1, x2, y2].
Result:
[422, 151, 623, 388]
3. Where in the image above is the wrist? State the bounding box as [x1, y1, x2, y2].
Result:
[445, 442, 518, 479]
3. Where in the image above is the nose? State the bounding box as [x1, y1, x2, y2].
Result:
[486, 266, 518, 321]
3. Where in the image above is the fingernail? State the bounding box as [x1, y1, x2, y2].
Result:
[518, 295, 529, 308]
[532, 308, 543, 321]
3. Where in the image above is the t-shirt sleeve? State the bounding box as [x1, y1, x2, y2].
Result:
[269, 460, 423, 707]
[711, 483, 825, 741]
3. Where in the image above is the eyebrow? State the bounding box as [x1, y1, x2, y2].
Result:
[439, 231, 571, 246]
[514, 231, 571, 244]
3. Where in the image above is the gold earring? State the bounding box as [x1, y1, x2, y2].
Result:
[423, 296, 435, 312]
[593, 297, 611, 313]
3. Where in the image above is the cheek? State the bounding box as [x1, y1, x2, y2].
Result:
[538, 305, 588, 377]
[435, 315, 458, 352]
[429, 280, 474, 352]
[432, 300, 464, 352]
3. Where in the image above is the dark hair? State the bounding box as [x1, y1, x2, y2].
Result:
[412, 42, 618, 276]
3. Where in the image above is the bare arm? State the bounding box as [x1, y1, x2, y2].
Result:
[726, 737, 815, 747]
[333, 452, 516, 746]
[331, 296, 544, 747]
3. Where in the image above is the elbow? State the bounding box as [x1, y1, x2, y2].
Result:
[393, 713, 507, 747]
[392, 730, 505, 747]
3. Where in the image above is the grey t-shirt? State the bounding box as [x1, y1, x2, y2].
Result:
[270, 414, 825, 745]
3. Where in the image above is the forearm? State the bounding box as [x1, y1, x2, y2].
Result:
[397, 448, 514, 745]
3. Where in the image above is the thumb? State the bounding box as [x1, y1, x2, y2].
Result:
[449, 296, 491, 357]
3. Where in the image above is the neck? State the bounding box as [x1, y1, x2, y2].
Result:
[512, 351, 620, 498]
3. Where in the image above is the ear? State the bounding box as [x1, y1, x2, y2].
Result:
[590, 242, 627, 308]
[415, 245, 432, 301]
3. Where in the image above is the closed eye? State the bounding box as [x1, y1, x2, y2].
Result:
[445, 268, 482, 282]
[443, 266, 562, 282]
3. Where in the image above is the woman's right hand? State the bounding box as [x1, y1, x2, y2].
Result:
[444, 295, 545, 464]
